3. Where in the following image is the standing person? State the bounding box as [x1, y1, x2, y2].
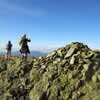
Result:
[5, 41, 13, 60]
[19, 34, 31, 60]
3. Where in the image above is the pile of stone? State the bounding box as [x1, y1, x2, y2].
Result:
[0, 42, 100, 100]
[30, 42, 100, 100]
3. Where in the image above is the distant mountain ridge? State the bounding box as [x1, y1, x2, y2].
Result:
[0, 50, 49, 57]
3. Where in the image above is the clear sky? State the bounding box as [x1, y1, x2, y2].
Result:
[0, 0, 100, 52]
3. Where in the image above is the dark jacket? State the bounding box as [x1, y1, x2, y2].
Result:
[20, 39, 31, 54]
[6, 42, 12, 51]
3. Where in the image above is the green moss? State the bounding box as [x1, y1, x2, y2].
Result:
[30, 69, 41, 83]
[59, 73, 68, 87]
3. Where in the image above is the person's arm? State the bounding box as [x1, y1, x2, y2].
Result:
[27, 39, 31, 42]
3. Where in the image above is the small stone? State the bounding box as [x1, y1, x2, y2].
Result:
[72, 92, 78, 100]
[84, 51, 94, 59]
[70, 55, 76, 65]
[83, 64, 90, 71]
[41, 65, 46, 69]
[61, 59, 67, 65]
[68, 73, 72, 80]
[64, 47, 76, 58]
[57, 49, 63, 57]
[47, 51, 56, 58]
[92, 75, 98, 82]
[97, 75, 100, 81]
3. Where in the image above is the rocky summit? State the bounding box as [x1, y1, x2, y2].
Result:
[0, 42, 100, 100]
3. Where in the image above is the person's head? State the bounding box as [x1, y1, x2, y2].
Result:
[22, 34, 26, 39]
[8, 41, 11, 44]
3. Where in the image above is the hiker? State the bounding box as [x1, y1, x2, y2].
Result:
[19, 34, 31, 60]
[5, 41, 13, 60]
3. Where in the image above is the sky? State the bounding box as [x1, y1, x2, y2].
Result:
[0, 0, 100, 52]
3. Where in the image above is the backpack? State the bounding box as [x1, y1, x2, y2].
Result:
[19, 40, 23, 46]
[19, 39, 27, 47]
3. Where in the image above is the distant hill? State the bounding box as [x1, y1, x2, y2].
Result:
[31, 51, 48, 56]
[0, 50, 49, 57]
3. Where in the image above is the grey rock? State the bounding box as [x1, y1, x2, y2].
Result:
[64, 47, 76, 58]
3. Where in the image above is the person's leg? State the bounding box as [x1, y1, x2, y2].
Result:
[7, 51, 9, 60]
[5, 51, 8, 60]
[9, 50, 11, 59]
[25, 53, 27, 60]
[23, 53, 27, 60]
[21, 53, 24, 60]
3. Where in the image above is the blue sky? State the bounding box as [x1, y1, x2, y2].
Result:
[0, 0, 100, 52]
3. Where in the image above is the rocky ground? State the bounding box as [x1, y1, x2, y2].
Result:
[0, 42, 100, 100]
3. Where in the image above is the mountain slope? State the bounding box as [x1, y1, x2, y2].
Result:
[0, 42, 100, 100]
